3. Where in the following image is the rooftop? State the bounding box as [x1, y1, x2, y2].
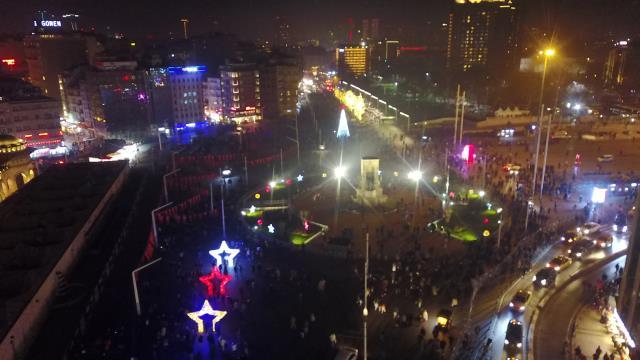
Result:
[0, 161, 127, 340]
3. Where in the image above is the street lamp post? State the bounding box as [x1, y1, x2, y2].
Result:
[163, 169, 180, 203]
[540, 86, 561, 199]
[531, 48, 555, 204]
[132, 257, 163, 315]
[496, 208, 504, 248]
[151, 202, 173, 248]
[363, 232, 369, 359]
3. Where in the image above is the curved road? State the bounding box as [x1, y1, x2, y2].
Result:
[534, 253, 626, 359]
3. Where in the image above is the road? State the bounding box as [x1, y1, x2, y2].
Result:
[534, 254, 626, 359]
[463, 222, 629, 360]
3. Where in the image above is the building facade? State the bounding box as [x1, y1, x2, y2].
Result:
[220, 64, 262, 123]
[0, 135, 36, 202]
[336, 45, 369, 78]
[0, 78, 62, 148]
[203, 76, 222, 122]
[260, 58, 301, 120]
[446, 0, 518, 74]
[60, 61, 152, 142]
[603, 40, 640, 92]
[23, 33, 98, 99]
[167, 66, 206, 126]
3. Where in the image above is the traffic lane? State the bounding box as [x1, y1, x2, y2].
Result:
[534, 256, 626, 360]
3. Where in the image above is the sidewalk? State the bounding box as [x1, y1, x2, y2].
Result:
[571, 306, 616, 360]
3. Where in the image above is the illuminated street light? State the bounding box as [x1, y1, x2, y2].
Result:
[269, 181, 277, 188]
[544, 48, 556, 57]
[334, 166, 346, 179]
[408, 170, 422, 181]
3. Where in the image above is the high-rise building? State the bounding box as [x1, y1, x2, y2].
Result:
[362, 18, 380, 41]
[336, 45, 369, 78]
[0, 77, 62, 148]
[167, 66, 206, 126]
[260, 57, 302, 120]
[275, 16, 291, 48]
[446, 0, 518, 74]
[24, 33, 98, 98]
[603, 40, 640, 91]
[219, 64, 261, 123]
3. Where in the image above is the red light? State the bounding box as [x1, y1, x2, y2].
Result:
[286, 178, 293, 185]
[265, 186, 270, 193]
[400, 46, 427, 52]
[257, 219, 263, 225]
[304, 220, 310, 232]
[1, 59, 16, 66]
[482, 218, 489, 224]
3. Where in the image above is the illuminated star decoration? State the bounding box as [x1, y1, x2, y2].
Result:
[249, 205, 256, 213]
[209, 240, 240, 267]
[296, 174, 304, 182]
[199, 266, 233, 297]
[268, 224, 275, 234]
[187, 299, 227, 333]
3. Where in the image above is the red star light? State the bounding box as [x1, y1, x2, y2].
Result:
[199, 266, 233, 297]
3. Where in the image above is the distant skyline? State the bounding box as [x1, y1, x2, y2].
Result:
[1, 0, 639, 49]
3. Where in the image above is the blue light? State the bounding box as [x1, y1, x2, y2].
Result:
[186, 122, 196, 128]
[167, 66, 207, 74]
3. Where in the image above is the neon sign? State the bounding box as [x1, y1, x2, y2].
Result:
[35, 20, 62, 27]
[187, 300, 227, 333]
[1, 59, 16, 66]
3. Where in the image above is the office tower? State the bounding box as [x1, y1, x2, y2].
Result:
[446, 0, 518, 74]
[275, 16, 291, 48]
[603, 39, 640, 91]
[167, 66, 206, 126]
[336, 45, 369, 78]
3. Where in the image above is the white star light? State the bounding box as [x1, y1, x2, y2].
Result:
[209, 240, 240, 267]
[249, 205, 256, 213]
[296, 174, 304, 182]
[268, 224, 275, 233]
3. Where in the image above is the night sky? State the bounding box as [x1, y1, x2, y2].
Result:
[2, 0, 640, 46]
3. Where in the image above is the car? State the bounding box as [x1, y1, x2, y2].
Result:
[561, 230, 580, 244]
[509, 290, 531, 312]
[547, 255, 572, 272]
[502, 163, 521, 174]
[334, 346, 358, 360]
[552, 130, 572, 139]
[533, 267, 556, 288]
[567, 239, 594, 260]
[577, 222, 601, 235]
[597, 154, 614, 162]
[613, 212, 628, 233]
[593, 234, 613, 248]
[504, 319, 523, 358]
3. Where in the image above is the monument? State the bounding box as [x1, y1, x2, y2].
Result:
[354, 157, 387, 205]
[336, 108, 350, 139]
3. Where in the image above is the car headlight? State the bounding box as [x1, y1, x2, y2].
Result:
[519, 306, 525, 312]
[584, 230, 590, 234]
[517, 343, 522, 348]
[509, 302, 514, 307]
[554, 266, 560, 271]
[576, 227, 581, 232]
[532, 275, 537, 282]
[541, 279, 547, 286]
[546, 263, 550, 267]
[623, 226, 628, 232]
[561, 236, 565, 241]
[613, 224, 618, 231]
[504, 339, 509, 345]
[576, 252, 582, 258]
[568, 249, 572, 254]
[600, 243, 606, 248]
